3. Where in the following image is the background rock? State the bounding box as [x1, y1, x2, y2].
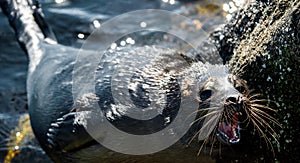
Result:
[210, 0, 299, 162]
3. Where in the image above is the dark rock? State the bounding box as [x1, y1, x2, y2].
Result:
[209, 0, 299, 162]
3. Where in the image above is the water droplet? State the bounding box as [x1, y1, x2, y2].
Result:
[111, 43, 117, 49]
[223, 4, 230, 12]
[125, 37, 135, 44]
[93, 20, 101, 28]
[55, 0, 64, 4]
[120, 41, 126, 46]
[16, 132, 21, 137]
[140, 22, 147, 28]
[77, 33, 84, 39]
[164, 117, 171, 124]
[226, 14, 233, 20]
[168, 128, 175, 135]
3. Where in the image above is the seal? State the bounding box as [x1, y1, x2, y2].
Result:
[0, 0, 280, 162]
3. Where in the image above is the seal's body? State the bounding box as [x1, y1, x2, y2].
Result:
[1, 0, 279, 162]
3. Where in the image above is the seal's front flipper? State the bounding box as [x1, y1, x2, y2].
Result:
[46, 111, 97, 153]
[0, 0, 57, 55]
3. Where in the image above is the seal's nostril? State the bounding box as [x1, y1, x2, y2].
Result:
[226, 96, 237, 103]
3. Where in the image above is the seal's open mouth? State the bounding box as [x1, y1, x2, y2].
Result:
[216, 112, 240, 144]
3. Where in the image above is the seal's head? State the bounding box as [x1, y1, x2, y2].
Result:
[195, 71, 280, 151]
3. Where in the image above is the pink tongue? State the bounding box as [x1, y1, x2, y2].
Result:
[219, 123, 234, 138]
[220, 113, 239, 140]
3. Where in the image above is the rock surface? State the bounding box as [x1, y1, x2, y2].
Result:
[210, 0, 299, 162]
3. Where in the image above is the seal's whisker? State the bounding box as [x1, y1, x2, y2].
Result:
[186, 106, 219, 122]
[225, 105, 236, 119]
[209, 132, 217, 155]
[250, 108, 274, 125]
[250, 99, 272, 103]
[240, 104, 251, 124]
[248, 93, 262, 100]
[198, 114, 219, 130]
[268, 131, 280, 146]
[250, 109, 281, 136]
[208, 102, 223, 108]
[223, 110, 231, 125]
[198, 107, 220, 112]
[228, 105, 237, 114]
[250, 109, 280, 146]
[223, 110, 230, 125]
[189, 113, 220, 145]
[250, 107, 281, 127]
[197, 138, 208, 156]
[218, 141, 222, 157]
[188, 125, 206, 145]
[250, 113, 277, 139]
[251, 103, 277, 112]
[191, 110, 221, 125]
[199, 106, 221, 112]
[250, 118, 276, 156]
[206, 93, 223, 102]
[188, 131, 200, 145]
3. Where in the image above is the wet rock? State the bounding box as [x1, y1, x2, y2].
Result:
[209, 0, 299, 162]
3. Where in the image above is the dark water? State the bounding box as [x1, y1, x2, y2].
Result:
[0, 0, 250, 162]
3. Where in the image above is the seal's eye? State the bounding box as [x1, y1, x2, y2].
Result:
[199, 89, 212, 101]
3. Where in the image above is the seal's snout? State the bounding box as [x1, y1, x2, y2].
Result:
[226, 96, 238, 103]
[225, 94, 243, 105]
